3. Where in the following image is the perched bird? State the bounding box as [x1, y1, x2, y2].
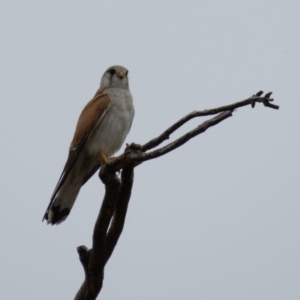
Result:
[43, 65, 135, 225]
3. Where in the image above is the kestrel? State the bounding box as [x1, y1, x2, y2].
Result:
[43, 65, 135, 225]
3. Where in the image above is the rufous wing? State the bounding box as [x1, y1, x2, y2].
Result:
[43, 88, 112, 221]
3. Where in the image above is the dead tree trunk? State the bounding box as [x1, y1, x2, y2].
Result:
[74, 91, 279, 300]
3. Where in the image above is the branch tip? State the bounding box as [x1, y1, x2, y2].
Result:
[77, 246, 91, 267]
[77, 245, 89, 256]
[265, 91, 273, 98]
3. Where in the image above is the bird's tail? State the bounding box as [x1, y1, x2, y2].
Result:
[44, 181, 81, 225]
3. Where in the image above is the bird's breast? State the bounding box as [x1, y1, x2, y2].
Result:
[86, 88, 134, 157]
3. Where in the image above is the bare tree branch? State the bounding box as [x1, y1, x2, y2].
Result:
[141, 91, 278, 152]
[140, 111, 232, 161]
[73, 91, 279, 299]
[105, 166, 134, 263]
[74, 165, 135, 300]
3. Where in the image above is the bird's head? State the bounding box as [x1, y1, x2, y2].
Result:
[100, 65, 129, 89]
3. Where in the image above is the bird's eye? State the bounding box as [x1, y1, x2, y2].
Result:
[125, 70, 129, 76]
[108, 69, 116, 76]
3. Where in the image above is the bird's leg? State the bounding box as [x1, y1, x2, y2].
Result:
[100, 152, 109, 164]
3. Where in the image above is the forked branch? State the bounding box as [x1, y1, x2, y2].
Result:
[74, 91, 279, 299]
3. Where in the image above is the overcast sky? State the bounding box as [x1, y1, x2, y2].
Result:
[1, 1, 299, 299]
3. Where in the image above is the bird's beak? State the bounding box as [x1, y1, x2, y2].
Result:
[116, 71, 125, 79]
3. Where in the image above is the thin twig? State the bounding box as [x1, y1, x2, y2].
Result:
[139, 111, 232, 161]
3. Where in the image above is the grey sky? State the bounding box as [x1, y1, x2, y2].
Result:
[0, 1, 299, 299]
